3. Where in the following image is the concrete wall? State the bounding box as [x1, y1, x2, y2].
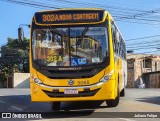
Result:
[127, 56, 160, 88]
[134, 59, 143, 88]
[0, 81, 3, 88]
[127, 69, 134, 88]
[127, 59, 143, 88]
[127, 59, 135, 87]
[14, 73, 30, 88]
[143, 71, 160, 88]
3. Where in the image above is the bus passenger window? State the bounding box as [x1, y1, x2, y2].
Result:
[111, 26, 116, 53]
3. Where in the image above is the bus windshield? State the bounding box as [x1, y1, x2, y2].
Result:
[32, 27, 109, 67]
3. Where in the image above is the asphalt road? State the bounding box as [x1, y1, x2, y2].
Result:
[0, 88, 159, 121]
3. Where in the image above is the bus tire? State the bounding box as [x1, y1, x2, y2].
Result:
[106, 87, 119, 107]
[120, 88, 125, 97]
[50, 102, 61, 111]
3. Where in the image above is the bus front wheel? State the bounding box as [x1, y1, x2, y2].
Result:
[106, 88, 119, 107]
[50, 102, 61, 111]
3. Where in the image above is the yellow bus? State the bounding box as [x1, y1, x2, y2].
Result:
[27, 8, 127, 110]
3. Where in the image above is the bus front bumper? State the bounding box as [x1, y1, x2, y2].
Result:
[30, 79, 116, 102]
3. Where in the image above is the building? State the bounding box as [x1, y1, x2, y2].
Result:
[127, 53, 160, 88]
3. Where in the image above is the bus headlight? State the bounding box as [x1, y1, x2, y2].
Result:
[31, 74, 42, 84]
[34, 78, 42, 84]
[100, 70, 113, 82]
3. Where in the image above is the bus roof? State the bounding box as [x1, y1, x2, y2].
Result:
[37, 8, 105, 13]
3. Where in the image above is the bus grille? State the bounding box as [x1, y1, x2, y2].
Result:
[42, 88, 100, 97]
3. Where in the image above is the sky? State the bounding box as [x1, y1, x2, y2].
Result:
[0, 0, 160, 54]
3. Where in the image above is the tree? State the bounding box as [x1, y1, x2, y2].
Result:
[0, 37, 30, 86]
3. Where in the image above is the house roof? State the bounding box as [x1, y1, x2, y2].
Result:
[127, 53, 160, 60]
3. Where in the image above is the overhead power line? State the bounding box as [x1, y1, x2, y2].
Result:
[1, 0, 160, 25]
[127, 42, 160, 48]
[126, 35, 160, 41]
[0, 0, 61, 9]
[116, 20, 160, 26]
[1, 0, 155, 17]
[126, 44, 160, 50]
[114, 15, 160, 22]
[126, 39, 160, 46]
[136, 50, 159, 54]
[0, 0, 137, 15]
[49, 0, 149, 12]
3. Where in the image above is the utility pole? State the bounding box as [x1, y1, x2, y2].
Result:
[18, 24, 30, 43]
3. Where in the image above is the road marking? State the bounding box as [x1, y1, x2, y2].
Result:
[0, 100, 5, 104]
[11, 106, 23, 111]
[119, 118, 135, 121]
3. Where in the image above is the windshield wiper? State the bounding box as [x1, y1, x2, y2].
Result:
[48, 26, 62, 35]
[76, 27, 89, 46]
[81, 27, 89, 40]
[48, 26, 63, 46]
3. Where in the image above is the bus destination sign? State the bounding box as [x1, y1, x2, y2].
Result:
[35, 10, 104, 24]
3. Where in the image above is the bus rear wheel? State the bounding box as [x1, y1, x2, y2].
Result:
[106, 88, 119, 107]
[50, 102, 61, 111]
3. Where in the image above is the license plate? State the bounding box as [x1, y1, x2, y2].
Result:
[64, 89, 78, 94]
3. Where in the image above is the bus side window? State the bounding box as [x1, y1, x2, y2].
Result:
[121, 41, 124, 59]
[115, 29, 120, 55]
[111, 22, 116, 53]
[124, 43, 127, 60]
[120, 38, 123, 58]
[111, 21, 121, 56]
